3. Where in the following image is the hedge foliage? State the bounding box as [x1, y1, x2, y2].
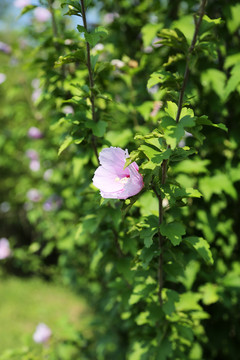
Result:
[1, 0, 240, 359]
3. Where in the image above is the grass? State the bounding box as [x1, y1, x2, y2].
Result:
[0, 276, 91, 354]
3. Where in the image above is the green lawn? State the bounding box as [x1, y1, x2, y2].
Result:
[0, 276, 91, 354]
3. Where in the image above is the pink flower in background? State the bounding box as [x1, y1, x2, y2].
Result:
[62, 105, 74, 115]
[103, 12, 119, 24]
[43, 195, 62, 212]
[0, 238, 11, 260]
[32, 88, 42, 103]
[152, 37, 162, 48]
[93, 147, 144, 199]
[34, 8, 51, 22]
[0, 73, 6, 84]
[26, 149, 39, 161]
[43, 169, 53, 181]
[150, 101, 163, 117]
[0, 41, 11, 54]
[33, 323, 52, 344]
[27, 189, 42, 202]
[29, 160, 40, 172]
[14, 0, 31, 8]
[28, 127, 43, 139]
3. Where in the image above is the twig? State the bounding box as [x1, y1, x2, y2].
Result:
[154, 0, 208, 306]
[112, 228, 124, 258]
[175, 0, 208, 123]
[153, 182, 164, 306]
[80, 0, 99, 164]
[48, 0, 59, 40]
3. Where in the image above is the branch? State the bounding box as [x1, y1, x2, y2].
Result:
[153, 181, 164, 307]
[154, 0, 208, 306]
[80, 0, 99, 164]
[48, 0, 59, 40]
[175, 0, 208, 123]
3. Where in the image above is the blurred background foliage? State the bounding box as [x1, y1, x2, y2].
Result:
[0, 0, 240, 359]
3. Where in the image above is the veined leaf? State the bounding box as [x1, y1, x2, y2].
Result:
[184, 236, 213, 265]
[199, 15, 223, 36]
[197, 115, 227, 132]
[160, 221, 186, 246]
[85, 120, 107, 137]
[54, 50, 85, 68]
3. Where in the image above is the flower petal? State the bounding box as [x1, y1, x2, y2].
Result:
[93, 166, 124, 192]
[99, 147, 129, 177]
[93, 147, 144, 199]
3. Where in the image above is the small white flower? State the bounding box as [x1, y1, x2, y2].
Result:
[111, 59, 125, 69]
[162, 198, 169, 208]
[92, 43, 104, 52]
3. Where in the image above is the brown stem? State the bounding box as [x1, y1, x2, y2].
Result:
[152, 159, 168, 307]
[112, 229, 124, 258]
[80, 0, 99, 164]
[175, 0, 208, 123]
[48, 0, 59, 39]
[154, 0, 207, 306]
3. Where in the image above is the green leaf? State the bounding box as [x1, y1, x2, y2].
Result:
[173, 158, 210, 174]
[139, 245, 158, 268]
[147, 71, 181, 90]
[85, 120, 107, 137]
[77, 25, 86, 33]
[162, 289, 180, 315]
[157, 28, 188, 52]
[199, 283, 219, 305]
[156, 338, 173, 360]
[19, 5, 37, 17]
[199, 15, 223, 36]
[170, 147, 196, 162]
[160, 104, 196, 149]
[196, 115, 227, 132]
[184, 236, 214, 265]
[175, 292, 202, 312]
[224, 53, 240, 69]
[172, 15, 194, 43]
[161, 116, 185, 149]
[58, 135, 74, 155]
[141, 23, 162, 47]
[223, 63, 240, 101]
[226, 4, 240, 34]
[54, 50, 86, 68]
[139, 216, 159, 248]
[199, 173, 237, 201]
[84, 26, 108, 47]
[160, 221, 186, 246]
[201, 69, 227, 100]
[174, 187, 202, 199]
[164, 101, 178, 119]
[61, 0, 82, 12]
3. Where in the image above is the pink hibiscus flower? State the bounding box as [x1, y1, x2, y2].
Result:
[93, 147, 144, 199]
[33, 323, 52, 344]
[0, 238, 11, 260]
